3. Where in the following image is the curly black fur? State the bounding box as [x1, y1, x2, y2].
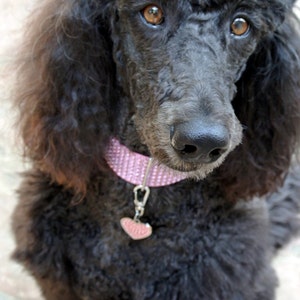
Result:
[12, 0, 300, 299]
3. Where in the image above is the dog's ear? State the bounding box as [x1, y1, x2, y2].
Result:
[15, 1, 117, 195]
[214, 13, 300, 201]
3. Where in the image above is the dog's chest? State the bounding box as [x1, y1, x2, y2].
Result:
[50, 181, 268, 299]
[62, 183, 221, 294]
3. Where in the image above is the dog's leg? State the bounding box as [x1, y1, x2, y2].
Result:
[267, 165, 300, 252]
[12, 170, 81, 300]
[35, 278, 80, 300]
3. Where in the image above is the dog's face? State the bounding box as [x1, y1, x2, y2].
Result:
[113, 0, 286, 178]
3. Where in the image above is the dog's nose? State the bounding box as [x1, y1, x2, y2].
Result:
[170, 119, 230, 163]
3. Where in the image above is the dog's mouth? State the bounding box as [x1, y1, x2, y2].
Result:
[148, 141, 233, 181]
[155, 149, 229, 178]
[141, 117, 242, 179]
[144, 118, 237, 177]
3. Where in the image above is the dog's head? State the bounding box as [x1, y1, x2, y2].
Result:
[113, 1, 274, 177]
[113, 1, 300, 186]
[16, 0, 300, 200]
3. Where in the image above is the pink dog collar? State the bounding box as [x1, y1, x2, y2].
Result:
[105, 138, 187, 187]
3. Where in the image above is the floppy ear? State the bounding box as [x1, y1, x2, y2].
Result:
[15, 0, 117, 195]
[214, 13, 300, 201]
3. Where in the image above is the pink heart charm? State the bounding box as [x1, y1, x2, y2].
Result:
[120, 217, 152, 240]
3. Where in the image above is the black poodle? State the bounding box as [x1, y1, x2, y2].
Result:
[12, 0, 300, 299]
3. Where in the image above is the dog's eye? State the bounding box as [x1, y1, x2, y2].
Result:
[231, 18, 250, 36]
[142, 5, 164, 25]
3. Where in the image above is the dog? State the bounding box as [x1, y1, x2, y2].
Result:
[12, 0, 300, 299]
